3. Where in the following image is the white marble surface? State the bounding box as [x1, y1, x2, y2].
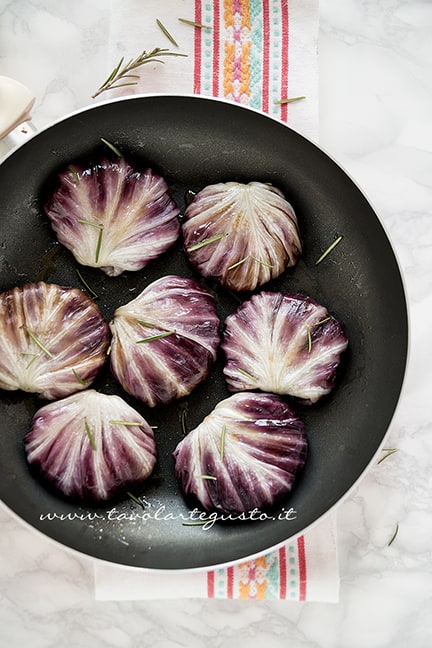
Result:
[1, 0, 431, 646]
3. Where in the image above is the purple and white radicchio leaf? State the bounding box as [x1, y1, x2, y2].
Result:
[222, 292, 348, 404]
[25, 390, 157, 501]
[173, 392, 308, 514]
[109, 275, 220, 407]
[44, 157, 180, 276]
[0, 282, 109, 400]
[182, 181, 302, 291]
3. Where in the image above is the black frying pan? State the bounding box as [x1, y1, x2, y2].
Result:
[0, 95, 408, 569]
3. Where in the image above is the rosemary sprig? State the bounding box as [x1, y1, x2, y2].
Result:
[227, 254, 274, 271]
[315, 235, 343, 265]
[187, 233, 228, 252]
[84, 418, 97, 451]
[195, 474, 217, 480]
[178, 17, 212, 30]
[220, 425, 227, 462]
[377, 448, 399, 465]
[136, 331, 175, 343]
[274, 96, 306, 105]
[26, 329, 54, 359]
[72, 369, 86, 386]
[156, 19, 179, 47]
[76, 268, 98, 299]
[92, 48, 188, 98]
[100, 138, 123, 157]
[387, 523, 399, 546]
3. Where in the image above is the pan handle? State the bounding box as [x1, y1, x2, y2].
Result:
[0, 76, 37, 156]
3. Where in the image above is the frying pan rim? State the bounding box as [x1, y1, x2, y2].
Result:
[0, 92, 409, 570]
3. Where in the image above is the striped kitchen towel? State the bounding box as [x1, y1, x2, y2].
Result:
[95, 0, 332, 602]
[94, 512, 339, 602]
[105, 0, 319, 141]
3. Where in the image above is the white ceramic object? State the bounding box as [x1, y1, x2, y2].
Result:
[0, 76, 36, 156]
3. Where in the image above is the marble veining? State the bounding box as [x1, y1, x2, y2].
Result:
[1, 0, 431, 646]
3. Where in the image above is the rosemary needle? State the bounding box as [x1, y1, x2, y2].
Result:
[135, 319, 159, 328]
[26, 329, 53, 359]
[127, 491, 145, 508]
[76, 268, 99, 299]
[100, 138, 123, 157]
[227, 256, 250, 271]
[228, 255, 274, 271]
[136, 331, 175, 343]
[187, 233, 228, 252]
[315, 235, 343, 265]
[195, 474, 217, 480]
[220, 425, 227, 461]
[77, 220, 104, 264]
[228, 290, 243, 304]
[182, 520, 210, 527]
[156, 19, 179, 47]
[22, 352, 39, 369]
[314, 317, 331, 326]
[95, 225, 104, 264]
[274, 96, 306, 105]
[84, 418, 97, 451]
[250, 255, 274, 268]
[92, 48, 188, 98]
[238, 368, 257, 382]
[307, 326, 313, 353]
[178, 18, 212, 30]
[306, 317, 331, 353]
[68, 164, 80, 184]
[388, 523, 399, 546]
[180, 407, 188, 436]
[72, 369, 86, 386]
[110, 420, 143, 427]
[77, 218, 103, 229]
[377, 448, 399, 465]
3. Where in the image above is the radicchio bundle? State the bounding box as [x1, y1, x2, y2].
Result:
[25, 390, 157, 501]
[0, 282, 109, 400]
[173, 392, 308, 514]
[182, 181, 302, 291]
[44, 157, 180, 276]
[222, 292, 348, 404]
[109, 275, 220, 407]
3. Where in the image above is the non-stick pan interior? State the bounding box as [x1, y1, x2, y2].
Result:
[0, 96, 407, 569]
